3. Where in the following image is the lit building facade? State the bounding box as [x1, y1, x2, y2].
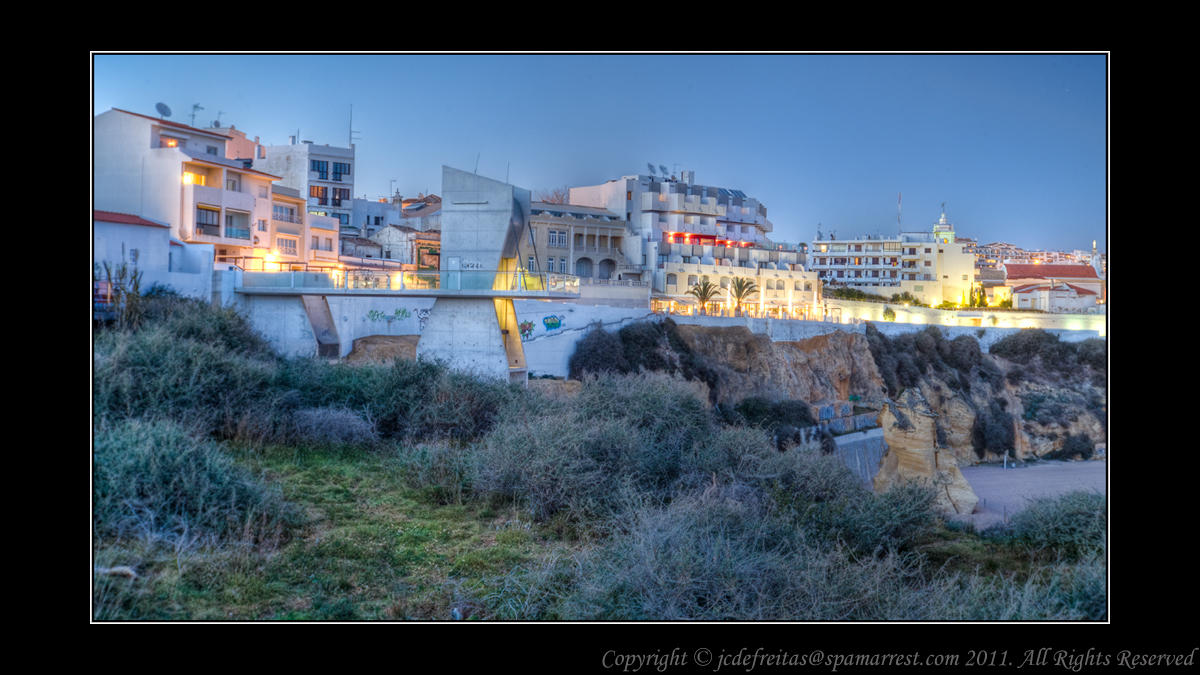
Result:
[809, 211, 976, 307]
[567, 171, 818, 316]
[253, 138, 355, 238]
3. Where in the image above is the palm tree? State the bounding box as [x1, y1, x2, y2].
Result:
[728, 277, 759, 316]
[687, 279, 721, 315]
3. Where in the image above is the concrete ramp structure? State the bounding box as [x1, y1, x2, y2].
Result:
[416, 166, 541, 384]
[299, 295, 340, 358]
[228, 166, 580, 380]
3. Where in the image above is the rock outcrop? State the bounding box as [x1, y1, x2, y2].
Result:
[873, 392, 979, 516]
[670, 325, 886, 407]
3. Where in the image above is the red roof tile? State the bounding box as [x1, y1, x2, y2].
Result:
[94, 210, 170, 228]
[1003, 263, 1098, 280]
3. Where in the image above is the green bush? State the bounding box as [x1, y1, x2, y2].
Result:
[971, 400, 1015, 458]
[1008, 491, 1106, 558]
[473, 372, 712, 525]
[568, 324, 629, 379]
[93, 418, 298, 549]
[93, 327, 275, 436]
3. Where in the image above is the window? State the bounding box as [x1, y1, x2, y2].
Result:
[196, 207, 219, 226]
[277, 237, 297, 256]
[332, 188, 350, 206]
[529, 227, 536, 246]
[257, 219, 268, 232]
[226, 175, 241, 192]
[333, 162, 351, 180]
[312, 236, 319, 250]
[310, 186, 328, 205]
[273, 204, 297, 222]
[924, 260, 932, 266]
[528, 256, 535, 270]
[160, 136, 184, 148]
[311, 160, 328, 179]
[666, 273, 677, 286]
[336, 213, 350, 226]
[324, 238, 332, 251]
[626, 191, 632, 201]
[182, 171, 205, 186]
[206, 145, 218, 156]
[559, 259, 567, 273]
[548, 257, 555, 270]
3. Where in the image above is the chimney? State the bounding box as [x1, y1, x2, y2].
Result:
[289, 135, 296, 145]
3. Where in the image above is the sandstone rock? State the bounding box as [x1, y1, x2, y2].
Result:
[670, 325, 887, 407]
[874, 394, 979, 516]
[345, 334, 420, 364]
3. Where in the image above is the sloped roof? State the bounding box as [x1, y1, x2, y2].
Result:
[1003, 263, 1099, 280]
[111, 108, 232, 140]
[94, 210, 169, 228]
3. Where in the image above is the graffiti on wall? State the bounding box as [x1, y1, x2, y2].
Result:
[542, 315, 565, 331]
[518, 320, 535, 341]
[366, 308, 412, 324]
[415, 308, 431, 331]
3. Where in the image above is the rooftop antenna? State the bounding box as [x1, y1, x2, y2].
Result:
[897, 192, 902, 234]
[505, 161, 510, 184]
[349, 104, 361, 148]
[474, 152, 480, 175]
[189, 103, 204, 127]
[154, 102, 172, 119]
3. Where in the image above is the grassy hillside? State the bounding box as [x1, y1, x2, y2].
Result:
[92, 296, 1106, 621]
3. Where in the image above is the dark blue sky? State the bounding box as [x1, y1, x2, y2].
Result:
[93, 53, 1107, 252]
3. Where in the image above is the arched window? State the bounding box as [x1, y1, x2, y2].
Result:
[687, 275, 698, 287]
[666, 273, 677, 286]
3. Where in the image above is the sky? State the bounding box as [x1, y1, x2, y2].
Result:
[93, 53, 1107, 252]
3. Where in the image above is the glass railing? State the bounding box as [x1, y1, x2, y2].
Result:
[227, 227, 252, 240]
[239, 270, 580, 295]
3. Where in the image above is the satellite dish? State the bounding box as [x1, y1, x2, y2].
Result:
[155, 102, 172, 118]
[647, 163, 656, 176]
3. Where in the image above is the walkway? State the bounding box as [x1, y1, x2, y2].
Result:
[959, 459, 1107, 530]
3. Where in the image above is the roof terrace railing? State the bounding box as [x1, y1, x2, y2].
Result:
[240, 269, 581, 296]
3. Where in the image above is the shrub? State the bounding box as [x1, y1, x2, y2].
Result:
[93, 418, 298, 549]
[1008, 491, 1106, 558]
[288, 407, 379, 447]
[568, 324, 629, 379]
[732, 397, 816, 431]
[139, 295, 273, 358]
[395, 441, 478, 505]
[93, 327, 275, 436]
[473, 373, 712, 526]
[1044, 433, 1094, 461]
[971, 400, 1015, 458]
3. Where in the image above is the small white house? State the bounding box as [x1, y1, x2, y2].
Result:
[93, 210, 214, 299]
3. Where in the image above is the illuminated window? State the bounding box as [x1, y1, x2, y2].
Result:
[309, 186, 328, 205]
[182, 171, 205, 186]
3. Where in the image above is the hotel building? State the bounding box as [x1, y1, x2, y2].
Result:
[567, 171, 820, 317]
[808, 210, 976, 307]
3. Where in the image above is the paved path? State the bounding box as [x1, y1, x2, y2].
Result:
[959, 459, 1107, 530]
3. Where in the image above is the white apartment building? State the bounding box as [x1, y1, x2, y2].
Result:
[94, 109, 284, 268]
[568, 171, 819, 316]
[350, 194, 442, 239]
[809, 211, 976, 307]
[94, 108, 344, 274]
[253, 138, 355, 236]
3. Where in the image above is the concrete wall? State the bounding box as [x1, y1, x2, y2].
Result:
[416, 298, 512, 380]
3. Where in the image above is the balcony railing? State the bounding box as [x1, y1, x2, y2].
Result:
[239, 269, 581, 296]
[226, 227, 252, 240]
